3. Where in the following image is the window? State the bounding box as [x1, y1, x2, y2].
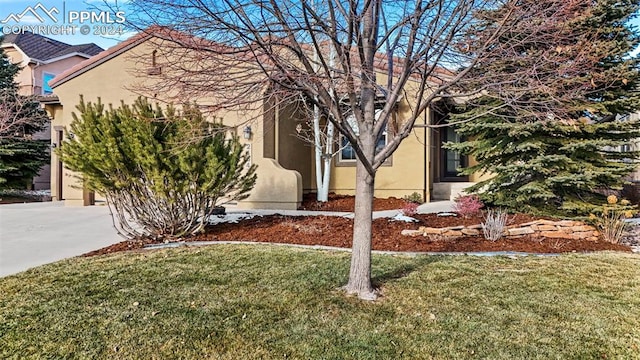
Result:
[147, 49, 162, 75]
[338, 109, 389, 163]
[339, 133, 387, 161]
[42, 73, 55, 95]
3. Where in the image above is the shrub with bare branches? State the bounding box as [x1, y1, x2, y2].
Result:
[482, 209, 508, 242]
[58, 97, 257, 240]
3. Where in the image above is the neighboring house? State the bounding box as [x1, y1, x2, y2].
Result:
[47, 28, 487, 208]
[1, 32, 102, 190]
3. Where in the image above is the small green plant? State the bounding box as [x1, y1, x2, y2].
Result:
[453, 194, 484, 218]
[482, 208, 508, 242]
[592, 195, 637, 244]
[403, 192, 423, 204]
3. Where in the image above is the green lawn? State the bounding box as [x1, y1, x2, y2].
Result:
[1, 246, 639, 359]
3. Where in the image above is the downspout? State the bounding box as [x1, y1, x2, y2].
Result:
[423, 108, 429, 203]
[31, 60, 42, 95]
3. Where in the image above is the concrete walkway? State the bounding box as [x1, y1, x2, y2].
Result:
[0, 200, 454, 278]
[224, 200, 454, 219]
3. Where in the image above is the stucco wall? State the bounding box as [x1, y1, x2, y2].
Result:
[36, 56, 91, 95]
[276, 101, 313, 191]
[52, 39, 302, 209]
[329, 97, 430, 200]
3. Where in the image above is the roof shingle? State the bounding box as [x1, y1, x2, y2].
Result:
[1, 32, 103, 62]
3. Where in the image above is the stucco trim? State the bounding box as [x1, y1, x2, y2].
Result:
[42, 52, 92, 64]
[1, 43, 32, 64]
[49, 33, 153, 89]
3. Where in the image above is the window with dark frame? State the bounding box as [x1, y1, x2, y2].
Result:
[338, 109, 389, 163]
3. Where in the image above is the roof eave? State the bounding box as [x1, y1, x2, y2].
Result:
[42, 52, 92, 64]
[50, 33, 152, 89]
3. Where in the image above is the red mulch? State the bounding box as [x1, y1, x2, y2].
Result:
[84, 203, 631, 257]
[299, 192, 409, 211]
[190, 213, 629, 253]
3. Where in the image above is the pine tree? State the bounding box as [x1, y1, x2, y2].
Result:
[448, 0, 640, 216]
[0, 36, 49, 189]
[58, 97, 257, 239]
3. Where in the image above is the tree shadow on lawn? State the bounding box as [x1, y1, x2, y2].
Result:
[371, 256, 444, 289]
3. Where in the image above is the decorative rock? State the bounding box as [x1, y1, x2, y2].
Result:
[443, 230, 464, 237]
[402, 219, 600, 241]
[508, 227, 535, 236]
[571, 225, 596, 232]
[445, 225, 465, 231]
[537, 225, 558, 231]
[541, 231, 574, 239]
[537, 220, 559, 225]
[462, 228, 481, 236]
[572, 231, 593, 239]
[424, 227, 446, 235]
[401, 229, 423, 237]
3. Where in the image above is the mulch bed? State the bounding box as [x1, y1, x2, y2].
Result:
[84, 206, 631, 257]
[298, 192, 409, 212]
[191, 213, 629, 253]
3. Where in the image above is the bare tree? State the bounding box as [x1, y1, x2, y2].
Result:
[0, 91, 48, 140]
[113, 0, 596, 299]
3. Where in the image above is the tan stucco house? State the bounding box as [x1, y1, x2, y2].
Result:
[1, 32, 102, 190]
[47, 28, 483, 209]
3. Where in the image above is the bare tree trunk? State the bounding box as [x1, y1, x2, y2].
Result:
[345, 153, 376, 300]
[320, 121, 334, 201]
[343, 0, 380, 300]
[313, 104, 329, 202]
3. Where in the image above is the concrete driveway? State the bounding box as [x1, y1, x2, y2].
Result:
[0, 202, 121, 277]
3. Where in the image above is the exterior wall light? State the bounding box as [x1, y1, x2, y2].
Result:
[243, 126, 252, 140]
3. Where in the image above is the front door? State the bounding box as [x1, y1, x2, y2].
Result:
[440, 126, 468, 181]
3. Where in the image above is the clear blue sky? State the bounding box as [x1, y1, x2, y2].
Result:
[1, 1, 639, 55]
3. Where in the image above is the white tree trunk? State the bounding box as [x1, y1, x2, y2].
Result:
[318, 121, 334, 202]
[313, 104, 330, 202]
